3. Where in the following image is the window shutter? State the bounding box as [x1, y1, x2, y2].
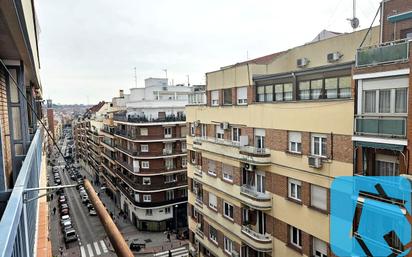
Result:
[311, 185, 327, 210]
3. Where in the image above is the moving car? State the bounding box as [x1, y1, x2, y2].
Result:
[129, 240, 142, 252]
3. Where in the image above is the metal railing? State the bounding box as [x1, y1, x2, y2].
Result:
[188, 92, 206, 105]
[194, 136, 241, 147]
[0, 129, 43, 257]
[239, 146, 271, 156]
[240, 184, 271, 200]
[113, 113, 186, 123]
[354, 115, 407, 138]
[356, 39, 409, 67]
[241, 225, 272, 242]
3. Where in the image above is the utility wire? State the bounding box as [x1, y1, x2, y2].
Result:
[0, 58, 71, 168]
[359, 4, 381, 48]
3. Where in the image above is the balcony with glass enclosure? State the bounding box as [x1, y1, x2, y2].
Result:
[356, 39, 409, 67]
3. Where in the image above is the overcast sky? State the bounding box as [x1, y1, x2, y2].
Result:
[36, 0, 381, 104]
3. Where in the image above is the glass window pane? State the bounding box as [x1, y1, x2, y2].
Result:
[364, 91, 376, 113]
[11, 107, 22, 140]
[395, 88, 407, 113]
[284, 83, 293, 100]
[379, 90, 391, 113]
[325, 78, 338, 99]
[299, 81, 310, 100]
[339, 76, 351, 98]
[311, 79, 323, 99]
[275, 84, 283, 101]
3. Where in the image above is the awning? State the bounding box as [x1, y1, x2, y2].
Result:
[354, 141, 404, 151]
[388, 10, 412, 23]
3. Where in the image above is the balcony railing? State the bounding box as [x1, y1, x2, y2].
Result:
[0, 129, 43, 257]
[114, 113, 186, 123]
[188, 92, 206, 105]
[241, 225, 272, 242]
[356, 40, 409, 67]
[355, 115, 407, 138]
[240, 185, 271, 200]
[239, 146, 270, 156]
[194, 136, 242, 147]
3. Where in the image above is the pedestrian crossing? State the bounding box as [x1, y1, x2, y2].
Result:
[80, 240, 109, 257]
[154, 246, 189, 257]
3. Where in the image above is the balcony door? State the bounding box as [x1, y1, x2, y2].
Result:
[375, 154, 399, 176]
[254, 128, 265, 150]
[256, 210, 266, 235]
[256, 171, 265, 194]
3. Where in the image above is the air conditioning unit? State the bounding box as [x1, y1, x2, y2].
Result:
[220, 122, 229, 130]
[244, 163, 255, 172]
[231, 250, 240, 257]
[308, 156, 323, 169]
[297, 58, 309, 68]
[327, 52, 342, 63]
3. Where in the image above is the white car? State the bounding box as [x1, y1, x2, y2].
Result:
[60, 215, 71, 225]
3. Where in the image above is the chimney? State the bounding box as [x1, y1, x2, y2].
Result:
[119, 90, 124, 98]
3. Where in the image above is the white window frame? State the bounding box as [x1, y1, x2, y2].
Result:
[223, 201, 234, 220]
[311, 134, 327, 157]
[145, 209, 153, 216]
[290, 226, 302, 248]
[201, 124, 207, 138]
[165, 174, 176, 183]
[209, 192, 217, 210]
[140, 128, 148, 136]
[208, 160, 216, 176]
[181, 156, 187, 168]
[375, 154, 400, 176]
[165, 207, 171, 214]
[181, 141, 187, 152]
[166, 190, 175, 200]
[288, 178, 302, 201]
[313, 237, 328, 257]
[216, 125, 224, 139]
[190, 123, 195, 136]
[140, 144, 149, 152]
[211, 90, 219, 106]
[142, 177, 151, 185]
[288, 132, 302, 153]
[143, 195, 151, 202]
[165, 158, 174, 170]
[237, 87, 248, 105]
[224, 236, 233, 254]
[209, 225, 218, 244]
[232, 127, 240, 143]
[141, 161, 150, 169]
[311, 185, 327, 211]
[164, 127, 172, 138]
[222, 164, 233, 182]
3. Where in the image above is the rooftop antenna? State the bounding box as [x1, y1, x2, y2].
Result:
[162, 69, 168, 79]
[134, 67, 137, 88]
[187, 75, 190, 86]
[347, 0, 359, 30]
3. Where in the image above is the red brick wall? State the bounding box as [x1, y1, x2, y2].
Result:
[266, 129, 288, 151]
[382, 0, 412, 42]
[332, 134, 353, 163]
[247, 85, 254, 104]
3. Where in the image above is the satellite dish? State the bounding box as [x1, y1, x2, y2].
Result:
[350, 17, 360, 29]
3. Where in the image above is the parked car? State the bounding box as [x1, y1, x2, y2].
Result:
[61, 220, 73, 232]
[60, 215, 71, 225]
[86, 203, 93, 210]
[129, 240, 142, 252]
[60, 203, 69, 210]
[64, 229, 78, 243]
[60, 208, 69, 216]
[89, 208, 97, 216]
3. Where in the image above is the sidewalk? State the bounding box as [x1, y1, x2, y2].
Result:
[79, 165, 188, 256]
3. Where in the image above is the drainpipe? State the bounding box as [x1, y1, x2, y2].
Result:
[84, 179, 134, 257]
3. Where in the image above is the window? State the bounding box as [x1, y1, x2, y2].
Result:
[141, 144, 148, 152]
[181, 141, 187, 152]
[209, 192, 217, 210]
[375, 154, 399, 176]
[143, 177, 151, 185]
[181, 126, 188, 137]
[312, 134, 327, 157]
[146, 209, 153, 216]
[211, 90, 219, 106]
[140, 128, 148, 136]
[222, 164, 233, 182]
[237, 87, 248, 105]
[290, 226, 302, 248]
[190, 123, 195, 136]
[200, 124, 207, 138]
[313, 238, 328, 257]
[143, 195, 151, 202]
[182, 156, 187, 168]
[254, 128, 265, 150]
[257, 86, 265, 102]
[223, 201, 234, 220]
[165, 207, 171, 214]
[215, 125, 224, 139]
[363, 87, 408, 114]
[164, 127, 172, 138]
[339, 76, 351, 98]
[232, 127, 240, 143]
[265, 85, 273, 101]
[141, 161, 150, 169]
[325, 78, 338, 99]
[223, 89, 232, 105]
[165, 158, 174, 170]
[298, 81, 310, 100]
[208, 160, 216, 176]
[166, 190, 174, 200]
[311, 79, 323, 99]
[224, 236, 233, 254]
[209, 225, 218, 244]
[288, 132, 302, 153]
[311, 185, 327, 211]
[165, 174, 176, 183]
[275, 83, 293, 101]
[288, 178, 302, 201]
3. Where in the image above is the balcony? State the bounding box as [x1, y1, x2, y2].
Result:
[239, 146, 271, 165]
[114, 113, 186, 123]
[240, 226, 273, 252]
[240, 185, 271, 201]
[356, 40, 409, 67]
[193, 165, 203, 177]
[354, 115, 407, 138]
[188, 92, 206, 105]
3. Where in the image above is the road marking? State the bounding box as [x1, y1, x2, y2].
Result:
[80, 246, 86, 257]
[100, 240, 108, 253]
[87, 243, 94, 257]
[93, 241, 101, 255]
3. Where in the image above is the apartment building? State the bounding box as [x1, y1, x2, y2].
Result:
[186, 24, 382, 257]
[113, 78, 190, 232]
[0, 0, 49, 256]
